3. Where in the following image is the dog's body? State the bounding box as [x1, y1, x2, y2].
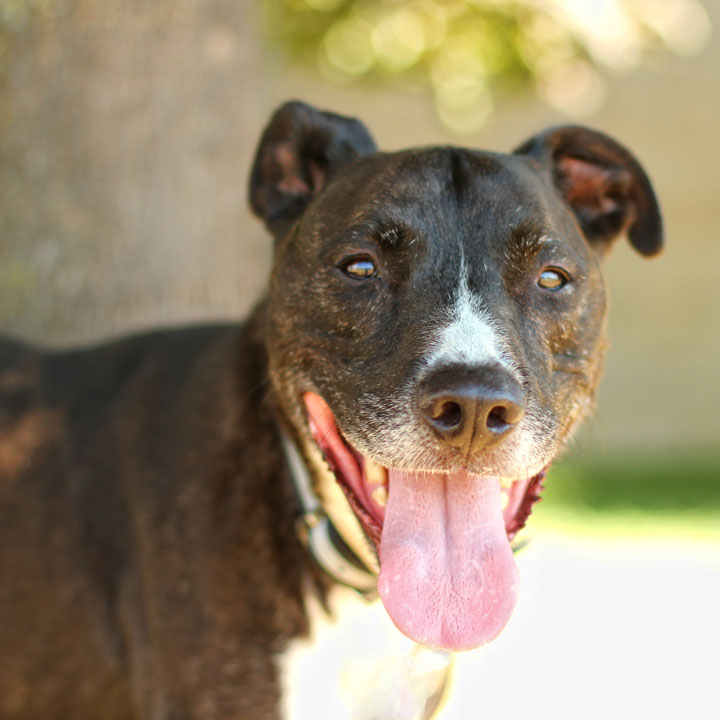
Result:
[0, 102, 662, 720]
[0, 322, 312, 718]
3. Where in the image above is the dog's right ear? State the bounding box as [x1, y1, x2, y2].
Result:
[249, 101, 377, 237]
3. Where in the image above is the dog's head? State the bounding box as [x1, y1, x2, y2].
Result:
[249, 101, 663, 651]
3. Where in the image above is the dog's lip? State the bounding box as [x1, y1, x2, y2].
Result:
[303, 390, 550, 650]
[302, 391, 546, 550]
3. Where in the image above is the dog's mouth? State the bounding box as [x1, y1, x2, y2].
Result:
[304, 391, 545, 652]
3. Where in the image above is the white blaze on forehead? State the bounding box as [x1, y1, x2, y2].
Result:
[426, 261, 510, 370]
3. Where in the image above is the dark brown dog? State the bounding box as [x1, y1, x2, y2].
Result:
[0, 101, 662, 719]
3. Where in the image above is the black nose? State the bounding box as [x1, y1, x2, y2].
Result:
[418, 365, 526, 453]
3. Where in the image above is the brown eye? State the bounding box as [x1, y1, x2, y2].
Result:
[538, 268, 570, 291]
[341, 257, 378, 279]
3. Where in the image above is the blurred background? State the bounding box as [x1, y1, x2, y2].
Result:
[1, 0, 718, 716]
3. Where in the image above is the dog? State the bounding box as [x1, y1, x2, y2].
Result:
[0, 100, 662, 720]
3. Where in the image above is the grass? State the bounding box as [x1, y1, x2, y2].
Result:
[530, 449, 720, 542]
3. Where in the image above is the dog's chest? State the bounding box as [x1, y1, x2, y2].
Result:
[278, 586, 453, 720]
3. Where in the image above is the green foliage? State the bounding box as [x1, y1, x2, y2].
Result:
[262, 0, 711, 131]
[0, 0, 55, 32]
[547, 452, 720, 515]
[528, 451, 720, 540]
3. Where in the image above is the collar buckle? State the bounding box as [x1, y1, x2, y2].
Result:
[283, 433, 378, 599]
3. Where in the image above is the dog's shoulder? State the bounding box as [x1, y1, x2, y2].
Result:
[0, 323, 248, 416]
[0, 321, 265, 504]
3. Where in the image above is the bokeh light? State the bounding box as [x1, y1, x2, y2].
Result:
[263, 0, 712, 130]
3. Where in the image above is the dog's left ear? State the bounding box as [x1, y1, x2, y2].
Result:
[515, 126, 663, 257]
[249, 100, 377, 237]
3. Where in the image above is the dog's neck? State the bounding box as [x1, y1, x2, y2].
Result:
[281, 433, 379, 597]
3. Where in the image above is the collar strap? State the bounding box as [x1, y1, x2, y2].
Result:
[282, 433, 378, 597]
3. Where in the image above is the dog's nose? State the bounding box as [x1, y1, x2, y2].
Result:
[418, 365, 525, 453]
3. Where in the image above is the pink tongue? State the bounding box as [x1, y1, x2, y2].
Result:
[378, 469, 520, 651]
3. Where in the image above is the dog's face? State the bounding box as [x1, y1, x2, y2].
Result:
[250, 102, 662, 652]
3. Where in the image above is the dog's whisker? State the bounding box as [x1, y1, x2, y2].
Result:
[1, 99, 663, 720]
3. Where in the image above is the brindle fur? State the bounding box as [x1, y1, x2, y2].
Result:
[0, 101, 662, 719]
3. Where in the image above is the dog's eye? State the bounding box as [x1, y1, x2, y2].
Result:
[537, 268, 570, 291]
[341, 257, 378, 279]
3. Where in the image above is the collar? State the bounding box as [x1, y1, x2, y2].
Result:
[282, 433, 379, 598]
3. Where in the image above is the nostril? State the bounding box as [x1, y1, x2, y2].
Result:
[428, 400, 463, 431]
[486, 405, 512, 433]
